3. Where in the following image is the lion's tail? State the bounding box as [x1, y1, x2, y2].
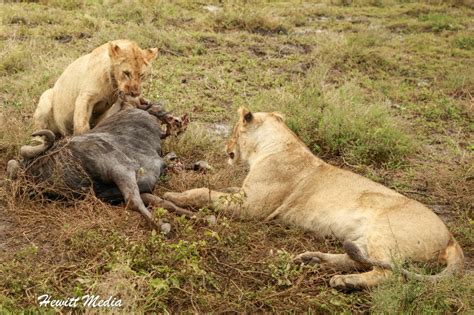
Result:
[401, 236, 464, 280]
[343, 237, 464, 281]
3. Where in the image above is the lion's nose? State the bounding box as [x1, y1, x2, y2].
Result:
[229, 152, 235, 159]
[130, 90, 140, 97]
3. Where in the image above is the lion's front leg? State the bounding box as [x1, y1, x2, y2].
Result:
[73, 93, 98, 135]
[163, 188, 212, 209]
[163, 187, 244, 212]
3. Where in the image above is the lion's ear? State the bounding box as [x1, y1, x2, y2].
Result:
[272, 112, 285, 122]
[238, 106, 253, 124]
[143, 48, 158, 62]
[108, 43, 122, 59]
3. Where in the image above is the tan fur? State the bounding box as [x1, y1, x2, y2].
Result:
[33, 39, 158, 136]
[164, 107, 464, 290]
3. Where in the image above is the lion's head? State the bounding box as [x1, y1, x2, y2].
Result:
[226, 107, 285, 165]
[108, 40, 158, 97]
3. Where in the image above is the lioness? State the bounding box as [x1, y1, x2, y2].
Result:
[33, 39, 158, 136]
[163, 107, 464, 290]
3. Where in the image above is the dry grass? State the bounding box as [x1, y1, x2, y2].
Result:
[0, 0, 473, 313]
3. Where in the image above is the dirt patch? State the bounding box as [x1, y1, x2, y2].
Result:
[8, 16, 28, 25]
[249, 45, 267, 57]
[277, 43, 312, 56]
[293, 27, 326, 35]
[54, 34, 73, 43]
[53, 32, 91, 43]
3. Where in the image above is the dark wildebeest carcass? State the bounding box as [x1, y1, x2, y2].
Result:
[6, 105, 193, 228]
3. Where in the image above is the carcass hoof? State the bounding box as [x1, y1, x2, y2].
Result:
[160, 222, 171, 235]
[6, 160, 21, 180]
[205, 215, 217, 226]
[186, 160, 213, 172]
[164, 152, 178, 162]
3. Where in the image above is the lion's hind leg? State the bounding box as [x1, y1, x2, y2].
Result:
[294, 239, 374, 272]
[295, 240, 394, 290]
[6, 160, 21, 180]
[329, 268, 392, 291]
[326, 240, 394, 290]
[294, 251, 369, 272]
[33, 89, 57, 133]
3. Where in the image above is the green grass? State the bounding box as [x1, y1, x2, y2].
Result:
[371, 272, 474, 313]
[251, 72, 414, 166]
[418, 12, 461, 32]
[211, 7, 292, 34]
[0, 48, 31, 76]
[454, 34, 474, 50]
[0, 0, 473, 313]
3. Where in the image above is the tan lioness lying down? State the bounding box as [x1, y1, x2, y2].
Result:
[164, 107, 464, 290]
[33, 39, 158, 136]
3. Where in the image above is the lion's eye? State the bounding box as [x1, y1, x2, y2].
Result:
[140, 73, 145, 80]
[123, 71, 131, 79]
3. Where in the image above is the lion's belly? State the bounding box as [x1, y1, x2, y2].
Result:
[280, 205, 371, 241]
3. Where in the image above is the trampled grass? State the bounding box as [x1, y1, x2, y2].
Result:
[0, 0, 473, 313]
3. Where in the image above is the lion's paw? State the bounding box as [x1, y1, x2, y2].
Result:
[163, 192, 180, 202]
[329, 275, 357, 292]
[293, 251, 323, 265]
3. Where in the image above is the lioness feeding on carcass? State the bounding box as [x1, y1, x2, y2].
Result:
[164, 107, 464, 290]
[33, 39, 158, 136]
[7, 101, 192, 229]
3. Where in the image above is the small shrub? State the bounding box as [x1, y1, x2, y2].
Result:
[315, 84, 412, 166]
[252, 72, 414, 167]
[421, 97, 461, 121]
[211, 8, 291, 35]
[0, 48, 30, 75]
[330, 33, 399, 80]
[454, 35, 474, 50]
[105, 3, 147, 24]
[347, 31, 388, 48]
[0, 294, 17, 313]
[418, 13, 459, 32]
[267, 250, 302, 287]
[442, 65, 474, 100]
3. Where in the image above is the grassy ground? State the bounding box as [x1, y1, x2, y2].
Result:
[0, 0, 473, 313]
